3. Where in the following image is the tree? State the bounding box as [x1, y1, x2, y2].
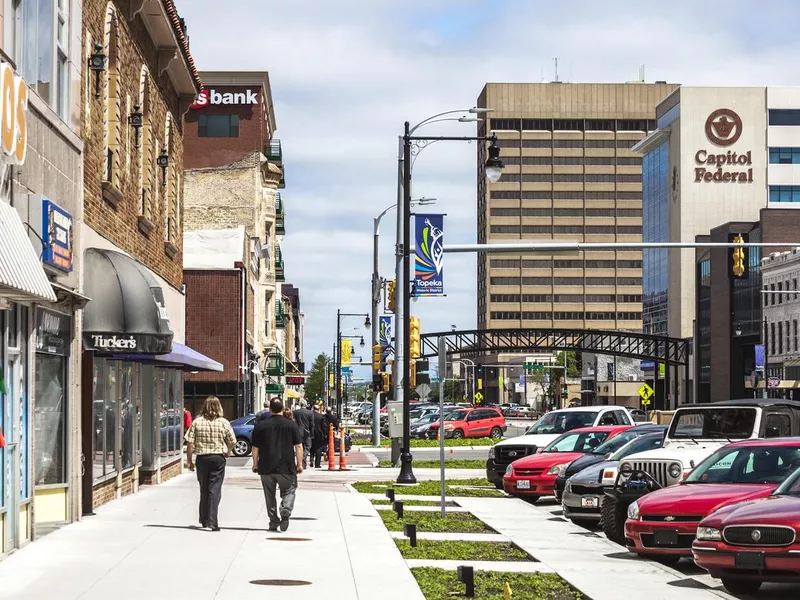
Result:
[555, 351, 582, 378]
[428, 380, 463, 401]
[304, 352, 330, 402]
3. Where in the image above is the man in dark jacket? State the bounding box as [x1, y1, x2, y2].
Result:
[310, 406, 327, 468]
[293, 400, 314, 468]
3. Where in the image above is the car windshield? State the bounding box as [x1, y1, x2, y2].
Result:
[775, 466, 800, 496]
[684, 445, 800, 485]
[669, 408, 757, 440]
[591, 430, 638, 455]
[448, 410, 468, 421]
[544, 431, 610, 453]
[526, 411, 597, 435]
[609, 433, 664, 461]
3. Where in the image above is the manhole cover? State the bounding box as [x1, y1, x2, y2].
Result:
[251, 579, 312, 586]
[266, 537, 312, 542]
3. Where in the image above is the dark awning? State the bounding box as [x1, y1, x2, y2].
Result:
[108, 342, 223, 372]
[83, 248, 173, 354]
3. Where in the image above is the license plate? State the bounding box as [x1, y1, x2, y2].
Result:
[516, 480, 531, 490]
[735, 552, 765, 570]
[654, 530, 679, 546]
[581, 497, 599, 508]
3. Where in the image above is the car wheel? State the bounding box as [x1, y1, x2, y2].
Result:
[490, 427, 503, 440]
[600, 494, 627, 546]
[721, 578, 762, 595]
[452, 429, 465, 439]
[494, 481, 503, 490]
[233, 438, 251, 457]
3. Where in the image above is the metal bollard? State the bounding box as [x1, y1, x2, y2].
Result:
[403, 522, 417, 547]
[327, 423, 336, 470]
[385, 488, 395, 502]
[393, 500, 404, 518]
[339, 425, 347, 471]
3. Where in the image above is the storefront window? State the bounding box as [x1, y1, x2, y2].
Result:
[157, 369, 182, 459]
[93, 359, 119, 480]
[120, 363, 134, 470]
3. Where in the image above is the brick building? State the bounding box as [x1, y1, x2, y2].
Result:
[78, 0, 220, 515]
[183, 71, 291, 411]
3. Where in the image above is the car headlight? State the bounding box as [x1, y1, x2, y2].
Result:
[505, 464, 514, 475]
[547, 463, 568, 476]
[668, 463, 682, 479]
[488, 446, 495, 459]
[620, 462, 632, 473]
[627, 500, 640, 520]
[696, 527, 722, 541]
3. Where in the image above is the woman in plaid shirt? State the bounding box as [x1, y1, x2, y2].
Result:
[184, 396, 235, 531]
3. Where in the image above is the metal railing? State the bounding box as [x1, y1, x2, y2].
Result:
[267, 139, 282, 162]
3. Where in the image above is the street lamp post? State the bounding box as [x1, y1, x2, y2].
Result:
[453, 358, 476, 402]
[396, 113, 502, 485]
[241, 359, 262, 415]
[336, 310, 370, 419]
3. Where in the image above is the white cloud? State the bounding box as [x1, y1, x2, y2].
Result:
[175, 0, 800, 364]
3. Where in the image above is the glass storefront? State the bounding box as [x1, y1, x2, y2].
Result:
[643, 141, 669, 336]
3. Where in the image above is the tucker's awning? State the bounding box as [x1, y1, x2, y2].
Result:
[109, 342, 223, 372]
[83, 248, 173, 354]
[0, 201, 57, 303]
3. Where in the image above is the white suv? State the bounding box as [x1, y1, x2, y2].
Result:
[486, 405, 634, 487]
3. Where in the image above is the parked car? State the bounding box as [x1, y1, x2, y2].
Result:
[693, 461, 800, 595]
[629, 409, 649, 422]
[410, 412, 447, 439]
[561, 432, 666, 527]
[501, 403, 521, 417]
[486, 406, 635, 488]
[554, 424, 667, 502]
[624, 438, 800, 565]
[427, 407, 506, 440]
[601, 398, 800, 546]
[502, 425, 633, 504]
[231, 414, 257, 456]
[510, 406, 537, 419]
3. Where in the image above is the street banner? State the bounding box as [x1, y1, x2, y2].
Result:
[755, 344, 765, 371]
[379, 315, 393, 345]
[342, 339, 352, 367]
[414, 214, 444, 296]
[329, 373, 334, 389]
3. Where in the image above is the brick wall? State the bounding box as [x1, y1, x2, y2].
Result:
[183, 161, 258, 237]
[185, 270, 243, 382]
[92, 477, 116, 508]
[184, 86, 268, 169]
[82, 0, 188, 290]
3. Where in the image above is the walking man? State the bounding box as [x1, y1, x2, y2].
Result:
[185, 396, 235, 531]
[293, 400, 314, 468]
[252, 398, 303, 532]
[255, 399, 272, 423]
[310, 405, 327, 468]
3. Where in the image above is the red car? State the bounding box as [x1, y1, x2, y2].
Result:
[625, 439, 800, 565]
[427, 407, 506, 440]
[693, 461, 800, 595]
[503, 425, 632, 504]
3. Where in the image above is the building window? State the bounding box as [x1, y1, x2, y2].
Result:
[138, 66, 153, 220]
[198, 114, 240, 137]
[769, 186, 800, 203]
[102, 5, 121, 185]
[787, 321, 792, 356]
[778, 281, 783, 303]
[779, 322, 784, 354]
[771, 322, 777, 356]
[769, 109, 800, 126]
[490, 118, 521, 131]
[93, 359, 118, 480]
[794, 320, 798, 352]
[769, 147, 800, 164]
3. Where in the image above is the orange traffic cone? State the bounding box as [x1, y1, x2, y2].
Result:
[328, 423, 336, 470]
[339, 425, 347, 471]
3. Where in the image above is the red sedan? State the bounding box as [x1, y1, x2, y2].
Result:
[625, 439, 800, 565]
[503, 425, 631, 504]
[693, 462, 800, 595]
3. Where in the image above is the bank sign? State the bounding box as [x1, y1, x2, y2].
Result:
[695, 108, 753, 184]
[191, 88, 259, 109]
[42, 199, 73, 272]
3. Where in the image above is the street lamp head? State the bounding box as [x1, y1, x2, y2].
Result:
[364, 316, 371, 328]
[414, 197, 437, 206]
[485, 136, 504, 183]
[252, 364, 262, 377]
[360, 337, 365, 347]
[469, 107, 495, 114]
[458, 116, 481, 123]
[351, 345, 356, 356]
[734, 322, 743, 337]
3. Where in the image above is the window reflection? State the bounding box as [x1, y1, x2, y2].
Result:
[120, 363, 134, 470]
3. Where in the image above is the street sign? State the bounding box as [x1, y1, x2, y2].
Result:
[341, 366, 351, 374]
[768, 377, 781, 388]
[524, 363, 544, 371]
[544, 372, 550, 385]
[474, 391, 483, 402]
[416, 383, 431, 399]
[641, 397, 651, 406]
[638, 383, 654, 402]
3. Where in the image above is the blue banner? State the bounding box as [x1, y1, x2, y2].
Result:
[42, 199, 73, 272]
[755, 344, 765, 371]
[379, 315, 393, 346]
[414, 214, 444, 297]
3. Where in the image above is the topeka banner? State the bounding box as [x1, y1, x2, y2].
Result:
[414, 214, 444, 296]
[379, 315, 393, 346]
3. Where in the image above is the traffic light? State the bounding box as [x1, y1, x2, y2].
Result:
[372, 373, 383, 392]
[416, 359, 430, 385]
[387, 280, 397, 313]
[382, 372, 390, 392]
[372, 344, 382, 373]
[729, 233, 749, 280]
[476, 364, 484, 390]
[561, 385, 568, 399]
[409, 316, 420, 360]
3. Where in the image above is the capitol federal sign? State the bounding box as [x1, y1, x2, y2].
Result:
[694, 108, 753, 184]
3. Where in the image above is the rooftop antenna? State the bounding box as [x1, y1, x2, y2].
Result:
[553, 57, 560, 83]
[639, 64, 645, 82]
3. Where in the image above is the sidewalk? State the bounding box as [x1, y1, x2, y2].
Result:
[0, 465, 424, 600]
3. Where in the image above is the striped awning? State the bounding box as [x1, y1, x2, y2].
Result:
[0, 201, 56, 303]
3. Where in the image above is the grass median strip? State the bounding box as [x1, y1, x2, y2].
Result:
[378, 459, 486, 469]
[353, 438, 496, 448]
[396, 539, 529, 561]
[353, 478, 504, 498]
[372, 499, 457, 507]
[379, 509, 494, 533]
[411, 568, 582, 600]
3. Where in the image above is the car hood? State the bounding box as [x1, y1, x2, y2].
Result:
[494, 433, 561, 449]
[637, 483, 777, 516]
[565, 453, 607, 477]
[620, 446, 719, 466]
[513, 451, 584, 470]
[701, 494, 800, 528]
[569, 460, 618, 485]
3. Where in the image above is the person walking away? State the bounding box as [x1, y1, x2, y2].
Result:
[293, 400, 314, 468]
[252, 399, 303, 531]
[310, 405, 327, 468]
[325, 408, 340, 432]
[255, 399, 272, 423]
[185, 396, 235, 531]
[183, 407, 193, 432]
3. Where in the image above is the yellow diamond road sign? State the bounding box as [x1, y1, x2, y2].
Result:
[474, 391, 483, 402]
[638, 383, 654, 403]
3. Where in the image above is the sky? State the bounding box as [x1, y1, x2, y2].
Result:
[174, 0, 800, 380]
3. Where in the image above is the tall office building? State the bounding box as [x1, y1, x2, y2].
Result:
[476, 82, 678, 404]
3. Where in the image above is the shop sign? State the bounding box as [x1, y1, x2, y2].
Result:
[191, 88, 258, 109]
[42, 199, 73, 272]
[0, 61, 28, 165]
[36, 308, 71, 355]
[695, 108, 752, 184]
[83, 332, 172, 354]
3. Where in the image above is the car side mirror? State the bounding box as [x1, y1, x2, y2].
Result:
[765, 426, 781, 438]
